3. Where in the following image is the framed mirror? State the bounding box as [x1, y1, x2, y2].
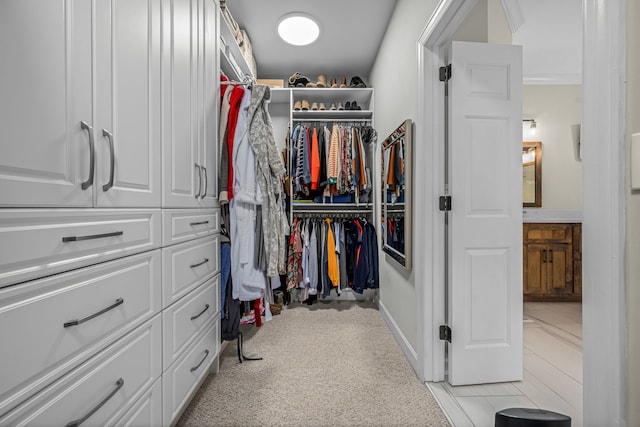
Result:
[523, 141, 542, 207]
[381, 119, 413, 269]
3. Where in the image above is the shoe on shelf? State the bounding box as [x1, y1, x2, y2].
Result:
[315, 75, 327, 88]
[319, 103, 327, 110]
[311, 102, 319, 110]
[330, 77, 338, 88]
[340, 76, 347, 88]
[288, 72, 310, 87]
[345, 101, 352, 110]
[351, 101, 361, 110]
[306, 81, 316, 88]
[294, 100, 302, 111]
[329, 103, 337, 110]
[337, 102, 344, 110]
[301, 99, 310, 110]
[349, 76, 367, 88]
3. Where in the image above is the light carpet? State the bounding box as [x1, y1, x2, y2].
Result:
[177, 300, 451, 427]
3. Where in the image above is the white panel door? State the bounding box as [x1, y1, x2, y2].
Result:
[95, 0, 162, 207]
[0, 0, 93, 207]
[162, 0, 201, 208]
[448, 41, 523, 385]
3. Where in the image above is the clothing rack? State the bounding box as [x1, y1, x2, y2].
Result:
[382, 130, 406, 148]
[293, 118, 372, 124]
[292, 209, 373, 219]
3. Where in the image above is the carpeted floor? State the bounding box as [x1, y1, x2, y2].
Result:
[177, 300, 451, 427]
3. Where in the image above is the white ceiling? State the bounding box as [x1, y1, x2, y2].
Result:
[224, 0, 398, 83]
[225, 0, 582, 86]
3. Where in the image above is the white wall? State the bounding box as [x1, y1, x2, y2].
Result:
[626, 0, 640, 424]
[369, 0, 440, 355]
[522, 85, 583, 210]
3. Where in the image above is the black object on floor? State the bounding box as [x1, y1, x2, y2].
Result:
[495, 408, 571, 427]
[236, 331, 262, 363]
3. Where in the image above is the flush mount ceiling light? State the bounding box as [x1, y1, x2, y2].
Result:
[278, 13, 320, 46]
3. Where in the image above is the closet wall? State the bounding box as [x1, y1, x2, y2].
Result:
[368, 0, 440, 371]
[0, 0, 221, 425]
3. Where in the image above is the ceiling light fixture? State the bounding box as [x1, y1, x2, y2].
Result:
[278, 13, 320, 46]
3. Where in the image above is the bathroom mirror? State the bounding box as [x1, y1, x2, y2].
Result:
[523, 141, 542, 207]
[381, 119, 413, 269]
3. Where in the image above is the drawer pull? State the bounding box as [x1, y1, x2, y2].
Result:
[65, 378, 124, 427]
[62, 231, 124, 242]
[189, 258, 209, 269]
[190, 304, 210, 320]
[64, 298, 124, 328]
[190, 349, 210, 372]
[189, 220, 210, 226]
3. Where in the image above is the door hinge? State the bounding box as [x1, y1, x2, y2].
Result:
[439, 64, 451, 82]
[439, 325, 452, 342]
[439, 195, 452, 211]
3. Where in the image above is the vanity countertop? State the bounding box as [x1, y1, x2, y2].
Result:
[522, 209, 582, 223]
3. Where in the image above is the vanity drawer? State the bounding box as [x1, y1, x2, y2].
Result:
[162, 235, 219, 308]
[162, 318, 219, 425]
[0, 209, 161, 288]
[162, 275, 220, 371]
[523, 223, 573, 244]
[0, 250, 161, 416]
[0, 316, 161, 426]
[162, 208, 220, 246]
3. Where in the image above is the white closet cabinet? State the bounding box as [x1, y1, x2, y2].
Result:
[162, 0, 219, 208]
[0, 0, 162, 208]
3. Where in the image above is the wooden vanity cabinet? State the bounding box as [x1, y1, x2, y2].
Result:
[523, 223, 582, 301]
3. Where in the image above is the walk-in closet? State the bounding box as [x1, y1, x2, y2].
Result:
[2, 0, 634, 426]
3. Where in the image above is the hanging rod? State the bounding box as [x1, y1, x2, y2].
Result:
[292, 118, 372, 123]
[382, 130, 406, 148]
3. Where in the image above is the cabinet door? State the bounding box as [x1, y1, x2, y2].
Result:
[524, 244, 546, 296]
[546, 243, 573, 295]
[95, 0, 162, 207]
[0, 0, 93, 207]
[162, 0, 201, 208]
[198, 0, 219, 207]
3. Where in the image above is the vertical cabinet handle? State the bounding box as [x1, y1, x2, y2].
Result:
[65, 378, 124, 427]
[80, 121, 95, 190]
[200, 166, 208, 199]
[194, 163, 202, 199]
[190, 349, 210, 372]
[102, 129, 115, 192]
[542, 249, 547, 262]
[549, 249, 553, 262]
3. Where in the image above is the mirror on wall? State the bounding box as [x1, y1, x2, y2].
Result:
[381, 119, 413, 269]
[523, 141, 542, 207]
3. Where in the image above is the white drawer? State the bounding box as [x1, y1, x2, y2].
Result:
[0, 315, 162, 426]
[162, 235, 219, 308]
[162, 208, 220, 246]
[0, 209, 161, 288]
[114, 377, 162, 427]
[0, 250, 161, 416]
[162, 276, 220, 371]
[162, 318, 219, 426]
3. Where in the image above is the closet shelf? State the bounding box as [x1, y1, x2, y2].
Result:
[293, 110, 373, 121]
[219, 9, 254, 80]
[290, 88, 373, 105]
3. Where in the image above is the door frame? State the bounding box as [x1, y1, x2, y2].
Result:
[415, 0, 627, 423]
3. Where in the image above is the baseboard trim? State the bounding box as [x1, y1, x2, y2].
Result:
[378, 300, 418, 375]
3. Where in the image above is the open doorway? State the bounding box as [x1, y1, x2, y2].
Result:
[415, 0, 626, 425]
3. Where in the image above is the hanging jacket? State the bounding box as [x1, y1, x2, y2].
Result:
[247, 85, 287, 278]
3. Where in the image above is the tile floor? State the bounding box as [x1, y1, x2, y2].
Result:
[428, 302, 583, 427]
